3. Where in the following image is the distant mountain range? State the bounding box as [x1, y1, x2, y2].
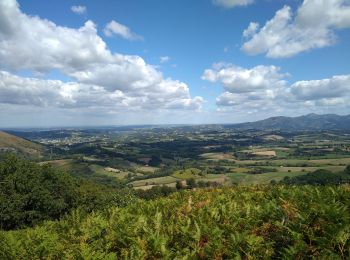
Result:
[229, 114, 350, 131]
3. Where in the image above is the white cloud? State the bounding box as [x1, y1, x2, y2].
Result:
[160, 56, 170, 64]
[0, 70, 203, 111]
[242, 0, 350, 58]
[202, 63, 287, 93]
[213, 0, 254, 8]
[202, 63, 289, 114]
[103, 20, 143, 41]
[216, 90, 277, 107]
[0, 70, 125, 108]
[0, 0, 203, 115]
[289, 75, 350, 109]
[243, 22, 259, 38]
[0, 3, 111, 73]
[203, 63, 350, 114]
[71, 5, 86, 15]
[290, 75, 350, 101]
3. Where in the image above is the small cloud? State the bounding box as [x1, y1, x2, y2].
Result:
[71, 5, 87, 15]
[160, 56, 170, 64]
[242, 22, 259, 38]
[224, 47, 229, 52]
[104, 20, 143, 41]
[213, 0, 254, 9]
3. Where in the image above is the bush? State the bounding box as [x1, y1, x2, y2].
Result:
[186, 178, 196, 189]
[1, 185, 350, 259]
[345, 165, 350, 175]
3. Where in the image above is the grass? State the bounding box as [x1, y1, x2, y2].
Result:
[172, 168, 202, 179]
[233, 157, 350, 167]
[39, 159, 73, 167]
[252, 150, 276, 156]
[241, 148, 277, 157]
[275, 150, 290, 158]
[83, 156, 103, 162]
[133, 182, 180, 190]
[200, 153, 234, 160]
[89, 164, 131, 179]
[228, 171, 308, 185]
[274, 165, 346, 173]
[131, 176, 178, 187]
[230, 167, 251, 173]
[135, 165, 159, 174]
[201, 174, 227, 184]
[0, 131, 43, 157]
[89, 164, 115, 177]
[270, 158, 350, 166]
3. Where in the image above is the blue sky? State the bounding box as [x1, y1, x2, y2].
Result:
[0, 0, 350, 127]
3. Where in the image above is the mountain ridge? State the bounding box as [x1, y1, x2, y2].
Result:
[228, 113, 350, 130]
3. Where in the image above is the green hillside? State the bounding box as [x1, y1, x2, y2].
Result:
[0, 131, 43, 157]
[1, 185, 349, 259]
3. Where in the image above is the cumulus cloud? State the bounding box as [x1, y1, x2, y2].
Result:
[290, 75, 350, 101]
[160, 56, 170, 64]
[290, 75, 350, 110]
[103, 20, 143, 41]
[0, 3, 110, 73]
[203, 63, 350, 114]
[212, 0, 254, 8]
[202, 63, 289, 114]
[0, 71, 203, 111]
[0, 71, 126, 108]
[202, 63, 287, 93]
[71, 5, 86, 15]
[0, 0, 202, 114]
[242, 22, 258, 38]
[242, 0, 350, 58]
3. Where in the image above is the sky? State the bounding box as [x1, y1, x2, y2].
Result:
[0, 0, 350, 127]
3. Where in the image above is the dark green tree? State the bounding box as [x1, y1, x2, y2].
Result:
[148, 155, 162, 167]
[186, 178, 196, 189]
[0, 154, 77, 230]
[345, 165, 350, 175]
[176, 180, 183, 190]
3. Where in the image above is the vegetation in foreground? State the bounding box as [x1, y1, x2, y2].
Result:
[0, 155, 137, 230]
[1, 185, 350, 259]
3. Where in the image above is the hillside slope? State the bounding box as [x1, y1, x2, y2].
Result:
[0, 131, 43, 157]
[1, 185, 349, 259]
[230, 113, 350, 131]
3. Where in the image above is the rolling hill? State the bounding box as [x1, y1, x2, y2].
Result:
[229, 113, 350, 131]
[0, 131, 44, 157]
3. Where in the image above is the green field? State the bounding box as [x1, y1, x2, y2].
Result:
[172, 168, 202, 179]
[88, 164, 130, 179]
[228, 171, 307, 184]
[131, 176, 178, 187]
